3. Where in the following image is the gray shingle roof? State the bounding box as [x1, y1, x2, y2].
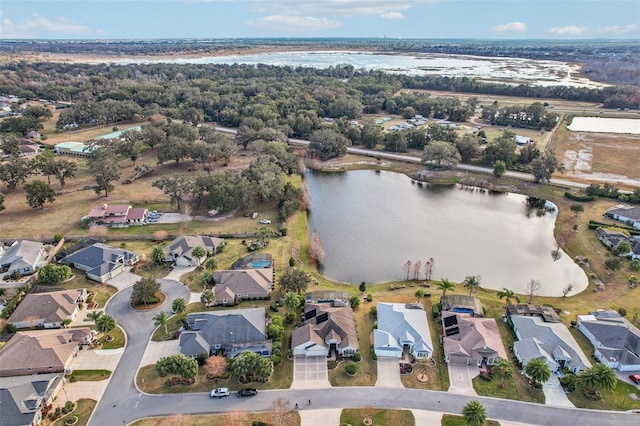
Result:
[62, 243, 136, 270]
[0, 373, 63, 426]
[579, 311, 640, 367]
[512, 315, 591, 370]
[374, 302, 433, 355]
[0, 240, 43, 272]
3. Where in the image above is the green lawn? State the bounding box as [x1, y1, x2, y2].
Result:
[341, 408, 414, 426]
[98, 325, 126, 349]
[131, 412, 300, 426]
[472, 374, 544, 404]
[52, 399, 96, 426]
[441, 414, 499, 426]
[567, 380, 640, 411]
[68, 369, 111, 382]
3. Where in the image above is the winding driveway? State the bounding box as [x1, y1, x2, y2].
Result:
[88, 276, 639, 426]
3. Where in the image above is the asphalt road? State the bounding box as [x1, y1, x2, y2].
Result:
[216, 126, 637, 190]
[87, 276, 639, 426]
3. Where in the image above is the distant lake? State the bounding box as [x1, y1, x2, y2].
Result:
[567, 117, 640, 134]
[110, 51, 604, 88]
[306, 170, 588, 297]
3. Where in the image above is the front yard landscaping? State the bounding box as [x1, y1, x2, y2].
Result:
[97, 325, 125, 349]
[50, 399, 96, 426]
[441, 414, 499, 426]
[340, 408, 414, 426]
[68, 370, 111, 382]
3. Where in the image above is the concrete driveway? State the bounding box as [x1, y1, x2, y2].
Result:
[65, 347, 124, 402]
[543, 375, 574, 407]
[163, 265, 196, 282]
[106, 271, 142, 291]
[140, 340, 180, 367]
[291, 356, 331, 389]
[447, 364, 478, 396]
[375, 357, 403, 388]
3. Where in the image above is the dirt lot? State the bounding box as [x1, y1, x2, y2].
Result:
[552, 123, 640, 187]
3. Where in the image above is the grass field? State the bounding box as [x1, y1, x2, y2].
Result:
[68, 369, 111, 381]
[441, 414, 499, 426]
[130, 411, 300, 426]
[98, 325, 125, 349]
[341, 408, 415, 426]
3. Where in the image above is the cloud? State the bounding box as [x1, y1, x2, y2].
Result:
[600, 24, 638, 35]
[546, 25, 588, 36]
[492, 22, 527, 34]
[1, 13, 97, 38]
[380, 12, 405, 20]
[247, 15, 342, 32]
[248, 0, 430, 18]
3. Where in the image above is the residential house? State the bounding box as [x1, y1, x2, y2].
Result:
[605, 206, 640, 229]
[86, 204, 148, 228]
[61, 243, 138, 283]
[292, 302, 359, 357]
[596, 228, 628, 250]
[440, 294, 484, 317]
[26, 130, 41, 139]
[506, 304, 561, 323]
[212, 268, 273, 305]
[512, 315, 591, 374]
[179, 308, 271, 359]
[7, 288, 87, 329]
[0, 373, 64, 426]
[441, 311, 507, 366]
[0, 240, 46, 276]
[162, 235, 224, 266]
[577, 310, 640, 371]
[596, 228, 640, 259]
[373, 302, 433, 359]
[0, 328, 92, 376]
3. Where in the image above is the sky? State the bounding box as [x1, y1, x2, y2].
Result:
[1, 0, 639, 40]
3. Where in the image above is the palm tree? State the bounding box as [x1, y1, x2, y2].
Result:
[497, 288, 520, 306]
[461, 400, 487, 426]
[205, 257, 218, 271]
[283, 292, 300, 311]
[579, 363, 617, 396]
[463, 275, 481, 296]
[492, 358, 513, 388]
[415, 289, 425, 303]
[525, 357, 551, 387]
[200, 289, 215, 307]
[96, 314, 117, 340]
[172, 298, 187, 316]
[62, 318, 72, 328]
[436, 278, 455, 296]
[153, 311, 169, 336]
[88, 310, 103, 324]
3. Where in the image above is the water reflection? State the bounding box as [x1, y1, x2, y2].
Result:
[306, 170, 588, 297]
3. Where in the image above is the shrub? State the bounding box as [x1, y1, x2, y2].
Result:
[285, 311, 296, 324]
[345, 362, 358, 375]
[196, 352, 209, 366]
[366, 293, 373, 302]
[564, 192, 595, 202]
[560, 374, 577, 392]
[369, 306, 377, 317]
[280, 227, 288, 236]
[270, 354, 281, 365]
[352, 352, 361, 362]
[289, 257, 295, 267]
[359, 281, 367, 292]
[53, 234, 63, 243]
[431, 304, 440, 318]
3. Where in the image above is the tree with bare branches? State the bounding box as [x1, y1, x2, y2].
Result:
[526, 279, 541, 303]
[204, 355, 228, 377]
[309, 230, 325, 265]
[223, 410, 249, 426]
[424, 257, 435, 280]
[269, 397, 295, 426]
[403, 260, 412, 280]
[413, 260, 421, 280]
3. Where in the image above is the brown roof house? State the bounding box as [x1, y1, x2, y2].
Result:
[7, 288, 87, 329]
[212, 268, 273, 306]
[0, 373, 64, 426]
[162, 235, 224, 267]
[292, 302, 359, 357]
[441, 311, 508, 366]
[0, 328, 92, 377]
[86, 204, 148, 228]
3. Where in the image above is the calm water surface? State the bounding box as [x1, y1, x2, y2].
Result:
[306, 170, 588, 297]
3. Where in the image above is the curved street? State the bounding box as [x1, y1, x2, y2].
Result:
[88, 277, 639, 426]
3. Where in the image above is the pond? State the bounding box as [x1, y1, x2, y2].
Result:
[305, 170, 588, 297]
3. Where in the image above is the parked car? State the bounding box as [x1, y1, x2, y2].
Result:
[259, 219, 271, 224]
[236, 388, 258, 398]
[210, 387, 230, 398]
[630, 374, 640, 384]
